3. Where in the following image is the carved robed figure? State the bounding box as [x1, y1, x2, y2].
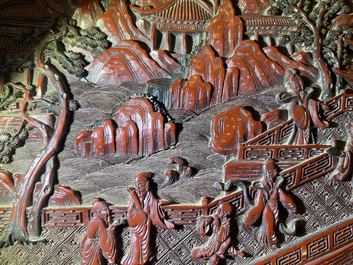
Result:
[80, 198, 116, 265]
[279, 69, 330, 144]
[122, 172, 175, 265]
[192, 202, 244, 265]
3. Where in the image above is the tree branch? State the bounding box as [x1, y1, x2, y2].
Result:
[292, 5, 317, 35]
[16, 83, 52, 145]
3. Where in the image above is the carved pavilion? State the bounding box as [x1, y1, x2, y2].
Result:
[131, 0, 217, 54]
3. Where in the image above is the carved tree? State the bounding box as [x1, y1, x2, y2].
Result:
[271, 0, 352, 98]
[0, 24, 77, 245]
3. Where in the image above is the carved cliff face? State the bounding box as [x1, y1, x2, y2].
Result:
[0, 0, 353, 265]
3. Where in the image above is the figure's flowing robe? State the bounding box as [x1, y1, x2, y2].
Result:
[81, 216, 116, 265]
[290, 98, 328, 144]
[122, 191, 173, 265]
[193, 215, 232, 258]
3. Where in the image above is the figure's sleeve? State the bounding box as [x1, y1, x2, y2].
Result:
[79, 234, 87, 257]
[308, 99, 329, 128]
[217, 219, 231, 243]
[147, 193, 175, 229]
[97, 218, 117, 264]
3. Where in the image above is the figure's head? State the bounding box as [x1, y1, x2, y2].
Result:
[216, 202, 233, 218]
[92, 198, 110, 223]
[134, 172, 152, 199]
[262, 159, 278, 184]
[286, 69, 304, 95]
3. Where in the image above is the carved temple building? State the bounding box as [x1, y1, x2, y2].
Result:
[131, 0, 302, 55]
[131, 0, 217, 54]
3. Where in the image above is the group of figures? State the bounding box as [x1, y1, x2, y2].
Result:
[81, 172, 173, 265]
[81, 172, 245, 265]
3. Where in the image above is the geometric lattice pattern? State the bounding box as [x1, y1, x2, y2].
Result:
[0, 227, 84, 265]
[1, 172, 353, 264]
[317, 112, 353, 144]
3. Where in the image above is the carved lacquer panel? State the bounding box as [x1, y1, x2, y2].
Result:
[1, 0, 353, 264]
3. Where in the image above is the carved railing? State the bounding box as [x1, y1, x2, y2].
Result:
[245, 93, 353, 146]
[238, 144, 328, 161]
[226, 150, 334, 182]
[244, 120, 294, 146]
[236, 144, 329, 171]
[281, 153, 336, 189]
[255, 217, 353, 265]
[33, 153, 336, 228]
[324, 92, 353, 119]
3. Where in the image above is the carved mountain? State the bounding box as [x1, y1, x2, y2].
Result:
[206, 0, 243, 57]
[169, 40, 315, 112]
[167, 40, 284, 110]
[169, 75, 213, 112]
[76, 97, 176, 157]
[186, 45, 225, 104]
[225, 40, 285, 95]
[150, 50, 181, 75]
[73, 0, 104, 29]
[97, 0, 149, 45]
[238, 0, 270, 15]
[0, 170, 15, 200]
[263, 46, 318, 81]
[86, 40, 170, 85]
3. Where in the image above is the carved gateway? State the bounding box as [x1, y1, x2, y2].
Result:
[0, 0, 353, 265]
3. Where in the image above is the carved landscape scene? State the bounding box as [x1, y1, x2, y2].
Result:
[1, 0, 353, 264]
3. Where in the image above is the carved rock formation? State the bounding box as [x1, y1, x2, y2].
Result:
[150, 50, 182, 75]
[261, 109, 283, 130]
[160, 156, 193, 187]
[0, 171, 15, 199]
[76, 97, 177, 157]
[186, 45, 225, 104]
[225, 40, 284, 96]
[170, 40, 306, 112]
[238, 0, 269, 15]
[97, 0, 149, 45]
[73, 0, 104, 29]
[206, 0, 243, 58]
[211, 105, 263, 155]
[169, 75, 213, 112]
[86, 40, 170, 85]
